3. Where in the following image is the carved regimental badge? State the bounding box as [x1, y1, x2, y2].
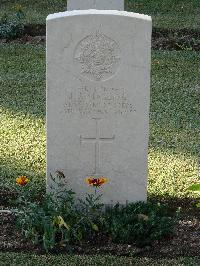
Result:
[74, 31, 121, 81]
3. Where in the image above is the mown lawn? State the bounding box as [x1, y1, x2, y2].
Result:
[0, 252, 200, 266]
[0, 44, 45, 193]
[0, 44, 199, 198]
[0, 0, 200, 29]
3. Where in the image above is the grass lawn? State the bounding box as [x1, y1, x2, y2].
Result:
[0, 44, 46, 193]
[0, 252, 200, 266]
[0, 44, 199, 198]
[0, 0, 200, 29]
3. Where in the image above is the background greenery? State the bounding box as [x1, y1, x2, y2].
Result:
[0, 0, 199, 29]
[0, 44, 199, 198]
[0, 252, 200, 266]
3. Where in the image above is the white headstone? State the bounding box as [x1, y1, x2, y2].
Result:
[67, 0, 124, 11]
[46, 10, 152, 204]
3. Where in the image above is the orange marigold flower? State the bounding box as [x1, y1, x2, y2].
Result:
[16, 176, 29, 186]
[85, 176, 108, 187]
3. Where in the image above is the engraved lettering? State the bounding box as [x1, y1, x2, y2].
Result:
[65, 86, 135, 116]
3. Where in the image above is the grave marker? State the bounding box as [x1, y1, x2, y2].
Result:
[67, 0, 124, 11]
[46, 9, 152, 204]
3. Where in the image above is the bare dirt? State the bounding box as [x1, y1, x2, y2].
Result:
[0, 26, 200, 51]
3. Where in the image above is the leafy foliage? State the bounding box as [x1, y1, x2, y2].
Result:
[15, 173, 176, 251]
[188, 183, 200, 207]
[0, 5, 25, 39]
[188, 183, 200, 192]
[15, 172, 103, 252]
[104, 202, 176, 247]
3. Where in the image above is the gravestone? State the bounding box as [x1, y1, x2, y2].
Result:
[67, 0, 124, 10]
[46, 9, 152, 204]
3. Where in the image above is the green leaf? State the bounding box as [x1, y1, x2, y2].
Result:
[53, 216, 70, 230]
[188, 184, 200, 193]
[57, 216, 70, 230]
[91, 223, 99, 232]
[196, 202, 200, 208]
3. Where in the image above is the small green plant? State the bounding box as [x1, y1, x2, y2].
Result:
[14, 173, 177, 251]
[0, 5, 25, 39]
[176, 38, 200, 51]
[104, 202, 176, 247]
[15, 172, 104, 252]
[188, 183, 200, 207]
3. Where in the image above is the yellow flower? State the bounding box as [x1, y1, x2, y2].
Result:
[16, 176, 29, 186]
[85, 176, 108, 187]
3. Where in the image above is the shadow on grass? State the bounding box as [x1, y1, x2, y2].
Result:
[0, 47, 199, 206]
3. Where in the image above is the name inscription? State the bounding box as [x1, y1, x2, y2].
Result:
[65, 86, 135, 116]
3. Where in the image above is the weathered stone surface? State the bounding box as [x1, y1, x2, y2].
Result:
[46, 10, 152, 204]
[67, 0, 124, 10]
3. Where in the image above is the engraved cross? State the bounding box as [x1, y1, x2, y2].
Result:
[80, 118, 115, 175]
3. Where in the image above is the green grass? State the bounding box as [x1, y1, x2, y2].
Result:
[0, 0, 200, 29]
[0, 252, 199, 266]
[0, 44, 199, 198]
[0, 44, 46, 191]
[149, 51, 200, 197]
[126, 0, 200, 30]
[0, 0, 66, 26]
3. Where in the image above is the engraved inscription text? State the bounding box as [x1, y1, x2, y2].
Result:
[65, 86, 134, 116]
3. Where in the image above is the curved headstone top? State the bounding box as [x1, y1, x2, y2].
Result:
[67, 0, 124, 11]
[47, 9, 151, 22]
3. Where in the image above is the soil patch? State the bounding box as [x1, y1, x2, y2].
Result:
[0, 26, 199, 51]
